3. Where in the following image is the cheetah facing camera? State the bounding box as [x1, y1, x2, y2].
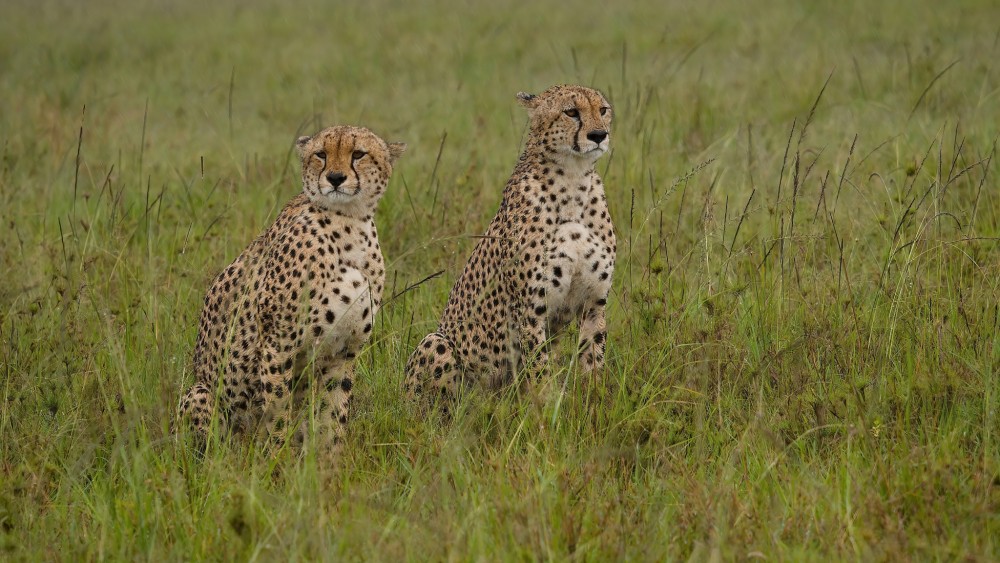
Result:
[405, 84, 616, 402]
[178, 125, 405, 458]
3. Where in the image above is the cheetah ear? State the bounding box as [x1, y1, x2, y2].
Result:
[387, 142, 407, 164]
[295, 135, 311, 158]
[516, 92, 540, 110]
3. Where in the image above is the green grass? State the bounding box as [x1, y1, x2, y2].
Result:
[2, 0, 999, 559]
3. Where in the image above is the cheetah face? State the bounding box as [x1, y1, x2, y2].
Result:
[517, 85, 613, 163]
[295, 125, 406, 212]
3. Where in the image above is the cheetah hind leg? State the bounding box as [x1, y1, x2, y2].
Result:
[176, 383, 217, 449]
[404, 332, 462, 409]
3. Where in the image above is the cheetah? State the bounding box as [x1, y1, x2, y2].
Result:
[405, 84, 616, 401]
[178, 125, 405, 457]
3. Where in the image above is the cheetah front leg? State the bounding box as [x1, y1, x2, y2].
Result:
[258, 338, 296, 451]
[513, 231, 582, 381]
[302, 354, 353, 462]
[177, 382, 217, 443]
[577, 297, 608, 372]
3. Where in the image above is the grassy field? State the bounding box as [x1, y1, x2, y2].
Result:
[2, 0, 999, 559]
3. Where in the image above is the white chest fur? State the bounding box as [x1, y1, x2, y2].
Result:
[538, 172, 614, 331]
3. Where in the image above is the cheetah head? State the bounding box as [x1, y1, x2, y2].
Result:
[516, 85, 612, 164]
[295, 125, 406, 212]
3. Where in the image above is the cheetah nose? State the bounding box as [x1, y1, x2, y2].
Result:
[326, 172, 347, 187]
[587, 130, 608, 144]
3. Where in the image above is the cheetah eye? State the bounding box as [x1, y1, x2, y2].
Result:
[352, 150, 367, 160]
[564, 108, 580, 119]
[600, 107, 609, 116]
[314, 151, 326, 161]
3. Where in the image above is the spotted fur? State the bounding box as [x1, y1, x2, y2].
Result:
[405, 84, 616, 401]
[178, 125, 405, 458]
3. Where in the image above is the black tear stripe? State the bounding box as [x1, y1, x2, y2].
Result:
[348, 135, 361, 184]
[349, 144, 360, 187]
[571, 95, 583, 152]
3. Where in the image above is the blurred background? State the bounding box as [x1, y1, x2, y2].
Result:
[1, 0, 998, 559]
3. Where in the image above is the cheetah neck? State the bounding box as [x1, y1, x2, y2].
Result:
[303, 197, 375, 231]
[510, 146, 605, 223]
[306, 191, 377, 220]
[300, 199, 379, 277]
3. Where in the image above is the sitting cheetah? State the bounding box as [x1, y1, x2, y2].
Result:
[405, 84, 616, 401]
[178, 125, 405, 457]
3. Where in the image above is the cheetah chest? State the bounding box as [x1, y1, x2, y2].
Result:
[315, 268, 375, 350]
[306, 225, 382, 357]
[543, 221, 614, 329]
